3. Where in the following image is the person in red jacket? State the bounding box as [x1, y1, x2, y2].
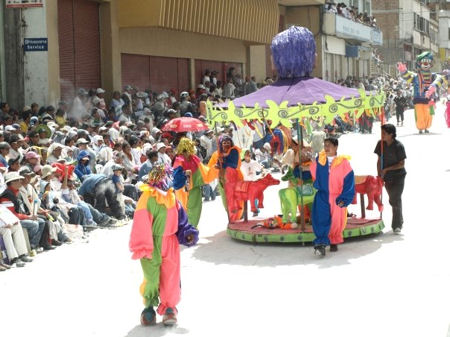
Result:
[0, 172, 52, 251]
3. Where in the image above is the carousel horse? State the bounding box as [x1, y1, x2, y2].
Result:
[278, 167, 315, 224]
[352, 175, 384, 212]
[231, 174, 280, 216]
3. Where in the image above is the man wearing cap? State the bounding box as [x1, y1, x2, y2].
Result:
[0, 172, 49, 251]
[0, 142, 10, 167]
[0, 204, 33, 268]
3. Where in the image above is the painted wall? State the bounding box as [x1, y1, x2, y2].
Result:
[249, 45, 268, 83]
[119, 28, 247, 64]
[46, 0, 60, 106]
[22, 6, 49, 106]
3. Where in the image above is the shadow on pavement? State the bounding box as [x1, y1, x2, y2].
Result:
[125, 324, 189, 337]
[191, 230, 404, 269]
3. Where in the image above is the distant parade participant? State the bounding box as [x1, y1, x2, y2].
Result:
[397, 52, 445, 134]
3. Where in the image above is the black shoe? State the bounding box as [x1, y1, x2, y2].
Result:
[42, 244, 55, 251]
[19, 255, 33, 263]
[314, 245, 326, 257]
[51, 240, 62, 246]
[424, 129, 430, 133]
[330, 244, 338, 252]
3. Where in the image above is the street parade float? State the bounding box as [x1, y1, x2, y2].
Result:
[207, 26, 386, 244]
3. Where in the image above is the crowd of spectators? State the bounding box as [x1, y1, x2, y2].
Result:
[0, 68, 286, 271]
[325, 2, 378, 29]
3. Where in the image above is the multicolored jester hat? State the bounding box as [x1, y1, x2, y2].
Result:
[207, 26, 385, 127]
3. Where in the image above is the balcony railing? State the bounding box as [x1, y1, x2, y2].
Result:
[323, 13, 383, 46]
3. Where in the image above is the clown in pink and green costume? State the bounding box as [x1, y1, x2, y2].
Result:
[129, 165, 198, 324]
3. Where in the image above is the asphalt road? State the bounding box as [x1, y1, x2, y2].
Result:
[1, 104, 449, 337]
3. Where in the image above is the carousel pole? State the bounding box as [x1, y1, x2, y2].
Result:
[296, 118, 306, 231]
[379, 106, 384, 220]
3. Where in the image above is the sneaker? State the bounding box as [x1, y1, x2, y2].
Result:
[10, 259, 25, 268]
[140, 307, 156, 326]
[330, 244, 338, 252]
[419, 130, 423, 134]
[162, 307, 177, 326]
[314, 245, 326, 257]
[424, 129, 430, 134]
[20, 255, 33, 263]
[0, 262, 11, 269]
[51, 240, 62, 246]
[393, 228, 402, 234]
[36, 247, 44, 253]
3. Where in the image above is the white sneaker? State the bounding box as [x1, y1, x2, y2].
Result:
[393, 228, 402, 234]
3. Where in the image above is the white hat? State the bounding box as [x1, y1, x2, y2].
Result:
[41, 165, 57, 179]
[96, 88, 105, 94]
[4, 172, 25, 184]
[76, 138, 90, 145]
[156, 143, 166, 151]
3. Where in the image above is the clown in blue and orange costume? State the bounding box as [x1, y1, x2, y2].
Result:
[309, 137, 355, 256]
[172, 137, 218, 227]
[208, 135, 244, 222]
[129, 164, 199, 327]
[397, 52, 446, 134]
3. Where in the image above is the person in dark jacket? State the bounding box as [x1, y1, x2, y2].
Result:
[78, 174, 125, 220]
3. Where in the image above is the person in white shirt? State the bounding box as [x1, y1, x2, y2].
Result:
[240, 149, 263, 181]
[254, 143, 272, 169]
[199, 130, 214, 161]
[156, 143, 172, 166]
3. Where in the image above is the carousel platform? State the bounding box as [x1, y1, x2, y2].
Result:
[227, 217, 384, 244]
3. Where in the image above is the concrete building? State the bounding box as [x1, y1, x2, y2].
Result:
[1, 0, 384, 109]
[1, 0, 280, 108]
[373, 0, 441, 75]
[438, 1, 450, 70]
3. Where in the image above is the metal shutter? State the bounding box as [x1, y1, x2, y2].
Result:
[121, 54, 189, 96]
[58, 0, 100, 101]
[73, 0, 101, 92]
[121, 54, 150, 91]
[58, 0, 76, 101]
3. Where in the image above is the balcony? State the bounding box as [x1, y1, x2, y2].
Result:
[323, 13, 383, 46]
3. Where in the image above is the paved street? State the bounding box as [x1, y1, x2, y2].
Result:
[1, 105, 450, 337]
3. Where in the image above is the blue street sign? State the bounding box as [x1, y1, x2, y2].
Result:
[24, 38, 48, 52]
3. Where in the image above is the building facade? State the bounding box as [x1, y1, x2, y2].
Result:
[279, 0, 382, 83]
[1, 0, 280, 107]
[373, 0, 441, 75]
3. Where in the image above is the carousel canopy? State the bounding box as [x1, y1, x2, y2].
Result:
[208, 26, 385, 128]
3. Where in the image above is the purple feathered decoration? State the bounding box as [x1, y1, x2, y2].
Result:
[176, 202, 199, 247]
[271, 26, 316, 79]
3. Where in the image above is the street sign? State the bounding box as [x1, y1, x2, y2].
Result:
[6, 0, 43, 8]
[23, 38, 48, 52]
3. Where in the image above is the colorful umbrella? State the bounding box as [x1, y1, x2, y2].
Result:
[162, 117, 209, 133]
